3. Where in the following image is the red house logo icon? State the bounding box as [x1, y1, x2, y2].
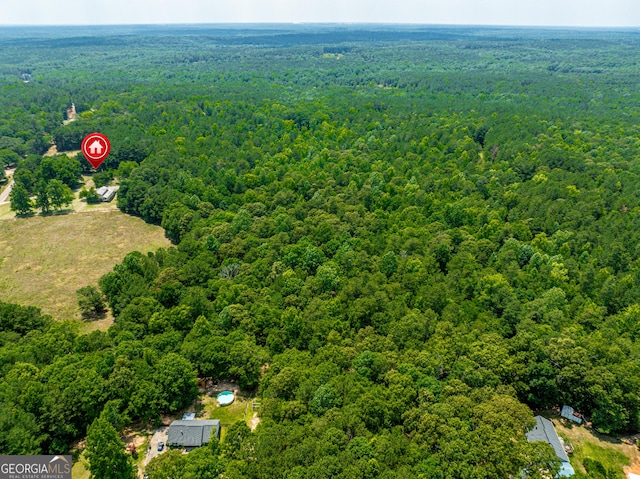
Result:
[88, 139, 104, 155]
[81, 133, 111, 169]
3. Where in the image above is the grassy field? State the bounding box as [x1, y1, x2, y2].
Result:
[0, 202, 11, 220]
[553, 416, 640, 477]
[0, 206, 169, 322]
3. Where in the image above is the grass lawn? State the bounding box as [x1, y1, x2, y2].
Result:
[202, 396, 253, 442]
[553, 417, 640, 477]
[71, 452, 90, 479]
[0, 208, 169, 322]
[0, 202, 14, 220]
[574, 442, 629, 478]
[201, 394, 256, 442]
[202, 396, 250, 426]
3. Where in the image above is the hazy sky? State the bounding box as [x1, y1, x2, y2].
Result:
[1, 0, 638, 27]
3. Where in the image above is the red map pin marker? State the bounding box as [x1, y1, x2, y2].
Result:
[81, 132, 111, 169]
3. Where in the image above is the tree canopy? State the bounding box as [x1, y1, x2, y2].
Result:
[1, 24, 640, 478]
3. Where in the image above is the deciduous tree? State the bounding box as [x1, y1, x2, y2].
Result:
[9, 182, 34, 216]
[85, 415, 135, 479]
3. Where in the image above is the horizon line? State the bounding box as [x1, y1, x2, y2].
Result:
[0, 22, 639, 29]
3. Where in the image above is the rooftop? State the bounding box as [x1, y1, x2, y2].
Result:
[526, 416, 570, 463]
[167, 419, 220, 448]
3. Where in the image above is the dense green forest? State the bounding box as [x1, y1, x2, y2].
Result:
[2, 25, 640, 478]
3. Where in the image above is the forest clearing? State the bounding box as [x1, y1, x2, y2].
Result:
[0, 208, 169, 321]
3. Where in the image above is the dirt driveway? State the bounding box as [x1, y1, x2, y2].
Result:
[144, 427, 169, 467]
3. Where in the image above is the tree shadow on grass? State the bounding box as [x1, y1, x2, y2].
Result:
[81, 309, 108, 322]
[49, 208, 75, 216]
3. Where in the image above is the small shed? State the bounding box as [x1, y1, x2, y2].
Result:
[526, 416, 575, 477]
[182, 413, 196, 421]
[167, 420, 220, 448]
[561, 405, 582, 424]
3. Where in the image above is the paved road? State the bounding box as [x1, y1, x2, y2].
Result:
[0, 168, 15, 205]
[0, 179, 14, 205]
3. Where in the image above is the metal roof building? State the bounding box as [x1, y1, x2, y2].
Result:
[560, 405, 582, 424]
[526, 416, 575, 477]
[167, 419, 220, 448]
[95, 186, 118, 202]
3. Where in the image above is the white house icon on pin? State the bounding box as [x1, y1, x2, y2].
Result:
[88, 139, 104, 155]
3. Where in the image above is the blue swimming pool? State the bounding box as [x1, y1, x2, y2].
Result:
[217, 390, 235, 406]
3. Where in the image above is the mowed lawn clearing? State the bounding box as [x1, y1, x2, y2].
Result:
[0, 209, 169, 322]
[553, 417, 640, 477]
[201, 395, 257, 441]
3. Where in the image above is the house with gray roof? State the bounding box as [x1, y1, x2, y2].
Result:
[526, 416, 575, 477]
[167, 419, 220, 449]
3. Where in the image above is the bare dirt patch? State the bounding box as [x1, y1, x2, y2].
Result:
[44, 144, 58, 157]
[248, 412, 261, 431]
[44, 145, 80, 157]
